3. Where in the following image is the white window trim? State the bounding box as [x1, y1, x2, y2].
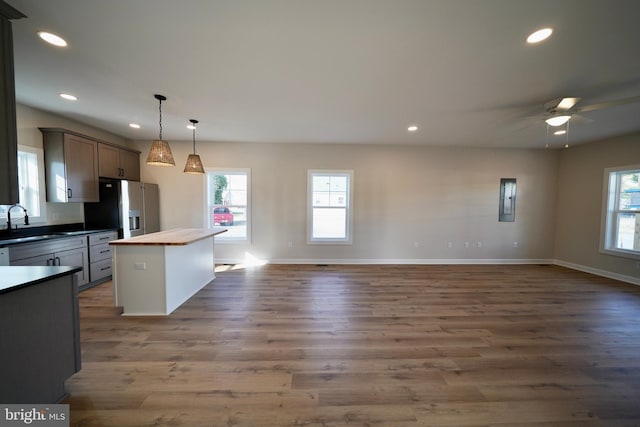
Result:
[0, 145, 47, 224]
[307, 169, 353, 245]
[600, 164, 640, 260]
[204, 167, 251, 243]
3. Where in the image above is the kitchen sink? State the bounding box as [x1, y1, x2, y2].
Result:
[0, 235, 57, 244]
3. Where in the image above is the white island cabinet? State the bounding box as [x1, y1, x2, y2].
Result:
[110, 227, 227, 315]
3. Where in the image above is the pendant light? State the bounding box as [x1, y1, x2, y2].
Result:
[183, 119, 205, 174]
[146, 94, 176, 166]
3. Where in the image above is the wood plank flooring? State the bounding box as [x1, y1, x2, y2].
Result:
[66, 264, 640, 426]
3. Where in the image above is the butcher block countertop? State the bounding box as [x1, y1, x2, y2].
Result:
[109, 227, 227, 246]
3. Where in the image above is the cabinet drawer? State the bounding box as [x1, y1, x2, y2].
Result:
[89, 231, 117, 246]
[90, 258, 113, 281]
[90, 242, 112, 262]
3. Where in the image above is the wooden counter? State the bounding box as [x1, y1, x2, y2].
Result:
[109, 227, 227, 246]
[110, 228, 227, 315]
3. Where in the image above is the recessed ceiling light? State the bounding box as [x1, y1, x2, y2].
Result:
[37, 31, 67, 47]
[407, 125, 418, 132]
[527, 28, 553, 44]
[59, 93, 77, 101]
[554, 129, 566, 135]
[129, 123, 141, 129]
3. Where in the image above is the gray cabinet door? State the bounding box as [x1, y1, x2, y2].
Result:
[10, 253, 53, 266]
[56, 247, 89, 286]
[64, 134, 99, 202]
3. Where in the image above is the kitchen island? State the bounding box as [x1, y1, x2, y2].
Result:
[110, 227, 227, 315]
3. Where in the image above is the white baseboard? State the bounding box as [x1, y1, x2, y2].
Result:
[553, 259, 640, 286]
[216, 257, 553, 266]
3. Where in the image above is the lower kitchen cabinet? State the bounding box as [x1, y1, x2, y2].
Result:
[9, 236, 89, 287]
[88, 231, 117, 283]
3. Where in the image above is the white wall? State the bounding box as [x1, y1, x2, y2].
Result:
[133, 139, 559, 264]
[555, 132, 640, 282]
[15, 104, 130, 225]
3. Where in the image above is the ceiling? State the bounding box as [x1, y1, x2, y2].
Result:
[7, 0, 640, 148]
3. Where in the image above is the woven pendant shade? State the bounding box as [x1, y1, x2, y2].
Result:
[146, 139, 176, 166]
[184, 153, 205, 174]
[183, 119, 205, 174]
[146, 94, 176, 166]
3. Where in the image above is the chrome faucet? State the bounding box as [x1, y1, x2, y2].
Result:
[7, 204, 29, 232]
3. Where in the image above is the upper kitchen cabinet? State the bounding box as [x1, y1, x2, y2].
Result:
[98, 142, 140, 181]
[0, 3, 25, 205]
[41, 128, 99, 203]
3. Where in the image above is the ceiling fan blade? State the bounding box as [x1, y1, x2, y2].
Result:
[576, 95, 640, 113]
[570, 113, 593, 124]
[543, 97, 581, 112]
[557, 97, 581, 110]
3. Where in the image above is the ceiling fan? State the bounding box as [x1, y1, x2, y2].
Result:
[543, 95, 640, 126]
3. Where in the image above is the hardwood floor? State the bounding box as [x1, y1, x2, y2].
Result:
[66, 264, 640, 426]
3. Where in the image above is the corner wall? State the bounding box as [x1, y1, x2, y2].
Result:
[554, 132, 640, 283]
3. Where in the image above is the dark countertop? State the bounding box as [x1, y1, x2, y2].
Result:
[0, 229, 116, 248]
[0, 266, 83, 294]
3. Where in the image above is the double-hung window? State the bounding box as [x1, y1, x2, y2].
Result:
[308, 170, 353, 244]
[0, 146, 45, 224]
[601, 165, 640, 259]
[205, 169, 250, 241]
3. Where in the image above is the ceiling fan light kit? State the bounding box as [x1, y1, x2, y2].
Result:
[545, 115, 571, 127]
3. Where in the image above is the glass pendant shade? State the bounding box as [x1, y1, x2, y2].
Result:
[147, 139, 176, 166]
[146, 94, 176, 166]
[184, 153, 205, 174]
[184, 119, 205, 174]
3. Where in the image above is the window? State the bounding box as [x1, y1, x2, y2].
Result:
[601, 165, 640, 259]
[205, 169, 250, 241]
[308, 170, 353, 244]
[0, 146, 46, 223]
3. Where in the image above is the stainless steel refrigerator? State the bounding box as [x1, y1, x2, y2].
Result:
[84, 178, 160, 238]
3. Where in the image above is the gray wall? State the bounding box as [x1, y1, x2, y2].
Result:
[555, 132, 640, 282]
[19, 102, 640, 283]
[133, 139, 559, 264]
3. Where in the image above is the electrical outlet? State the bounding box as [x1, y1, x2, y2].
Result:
[464, 242, 469, 248]
[477, 241, 482, 248]
[513, 241, 518, 248]
[134, 262, 147, 270]
[414, 241, 420, 248]
[448, 242, 453, 248]
[288, 241, 293, 248]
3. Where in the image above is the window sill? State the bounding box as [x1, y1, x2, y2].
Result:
[600, 247, 640, 261]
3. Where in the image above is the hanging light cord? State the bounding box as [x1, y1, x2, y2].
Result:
[158, 98, 163, 140]
[192, 126, 197, 154]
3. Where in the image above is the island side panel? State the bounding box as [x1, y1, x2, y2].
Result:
[0, 274, 79, 403]
[164, 236, 215, 314]
[113, 244, 168, 315]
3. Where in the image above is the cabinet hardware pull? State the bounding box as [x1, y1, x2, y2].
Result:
[55, 257, 61, 265]
[100, 249, 110, 253]
[99, 236, 110, 240]
[67, 188, 72, 199]
[100, 266, 111, 271]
